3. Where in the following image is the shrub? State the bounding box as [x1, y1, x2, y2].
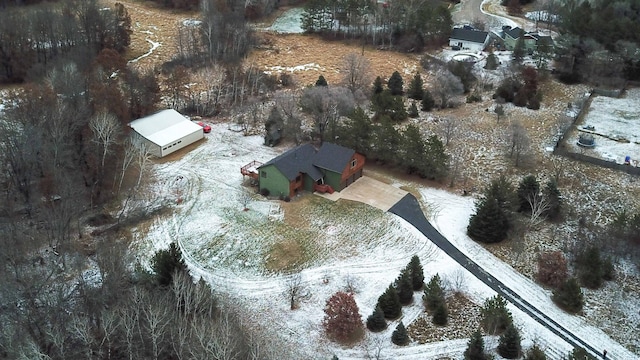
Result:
[536, 251, 568, 288]
[391, 322, 410, 346]
[552, 277, 584, 313]
[421, 90, 435, 111]
[260, 188, 270, 197]
[408, 102, 419, 118]
[466, 93, 482, 103]
[323, 292, 363, 342]
[525, 344, 547, 360]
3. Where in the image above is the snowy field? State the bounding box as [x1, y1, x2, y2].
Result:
[568, 88, 640, 165]
[132, 124, 639, 359]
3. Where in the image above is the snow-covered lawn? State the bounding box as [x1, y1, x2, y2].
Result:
[132, 124, 639, 359]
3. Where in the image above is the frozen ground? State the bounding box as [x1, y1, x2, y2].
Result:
[132, 124, 639, 359]
[568, 88, 640, 165]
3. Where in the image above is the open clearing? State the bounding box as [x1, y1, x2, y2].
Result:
[109, 0, 640, 357]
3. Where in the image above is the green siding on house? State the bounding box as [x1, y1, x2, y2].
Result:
[323, 170, 343, 191]
[259, 164, 291, 197]
[303, 175, 315, 192]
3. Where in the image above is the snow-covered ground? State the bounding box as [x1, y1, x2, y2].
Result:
[267, 7, 305, 34]
[133, 124, 639, 359]
[568, 88, 640, 165]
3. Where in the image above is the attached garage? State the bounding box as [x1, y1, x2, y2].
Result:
[128, 109, 204, 157]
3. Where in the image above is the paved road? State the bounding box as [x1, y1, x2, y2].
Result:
[388, 193, 606, 359]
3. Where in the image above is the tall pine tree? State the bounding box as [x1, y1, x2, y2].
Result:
[408, 255, 425, 290]
[497, 324, 522, 359]
[464, 330, 488, 360]
[407, 73, 424, 100]
[377, 285, 402, 319]
[391, 321, 410, 346]
[517, 175, 540, 213]
[395, 270, 414, 305]
[423, 274, 445, 311]
[388, 71, 404, 95]
[467, 196, 510, 243]
[480, 295, 513, 335]
[366, 305, 387, 332]
[552, 277, 584, 313]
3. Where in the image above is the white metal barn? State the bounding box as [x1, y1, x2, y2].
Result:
[128, 109, 203, 157]
[449, 27, 490, 52]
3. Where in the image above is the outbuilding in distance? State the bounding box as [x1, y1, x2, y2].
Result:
[128, 109, 204, 157]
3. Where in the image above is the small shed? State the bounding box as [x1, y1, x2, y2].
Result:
[449, 27, 490, 52]
[128, 109, 203, 157]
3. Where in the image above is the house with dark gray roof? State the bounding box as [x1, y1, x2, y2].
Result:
[497, 26, 554, 53]
[449, 27, 490, 52]
[253, 142, 365, 198]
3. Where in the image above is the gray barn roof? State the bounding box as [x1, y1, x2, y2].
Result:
[313, 142, 355, 173]
[504, 27, 524, 39]
[450, 28, 489, 44]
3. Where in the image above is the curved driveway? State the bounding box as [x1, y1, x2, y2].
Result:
[389, 193, 606, 359]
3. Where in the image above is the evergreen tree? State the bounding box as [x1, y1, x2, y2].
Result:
[485, 52, 499, 70]
[517, 175, 540, 213]
[315, 75, 328, 87]
[388, 71, 404, 95]
[565, 347, 597, 360]
[408, 255, 425, 290]
[391, 322, 410, 346]
[424, 135, 449, 180]
[377, 285, 402, 319]
[331, 355, 339, 360]
[525, 344, 547, 360]
[497, 324, 522, 359]
[372, 116, 401, 165]
[421, 90, 435, 111]
[395, 270, 414, 305]
[151, 242, 186, 287]
[577, 246, 604, 289]
[543, 179, 561, 220]
[372, 76, 384, 95]
[371, 89, 408, 122]
[432, 301, 448, 326]
[408, 102, 419, 118]
[423, 274, 445, 311]
[467, 196, 510, 243]
[464, 330, 488, 360]
[407, 73, 424, 100]
[552, 277, 584, 313]
[485, 175, 516, 211]
[338, 107, 373, 155]
[401, 124, 428, 176]
[366, 305, 387, 332]
[480, 295, 512, 335]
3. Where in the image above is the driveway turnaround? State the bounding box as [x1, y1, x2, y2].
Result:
[316, 176, 408, 211]
[388, 193, 606, 359]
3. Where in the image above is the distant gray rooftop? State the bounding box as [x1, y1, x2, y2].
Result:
[450, 28, 489, 44]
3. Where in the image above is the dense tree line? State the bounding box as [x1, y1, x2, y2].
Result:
[301, 0, 453, 52]
[554, 0, 640, 83]
[0, 0, 131, 83]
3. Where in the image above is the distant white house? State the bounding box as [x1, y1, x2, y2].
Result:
[449, 26, 490, 52]
[128, 109, 203, 157]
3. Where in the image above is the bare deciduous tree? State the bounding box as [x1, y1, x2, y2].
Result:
[90, 112, 121, 169]
[438, 117, 459, 146]
[527, 191, 551, 228]
[341, 52, 373, 96]
[275, 91, 302, 144]
[431, 68, 464, 108]
[284, 273, 309, 310]
[507, 120, 530, 167]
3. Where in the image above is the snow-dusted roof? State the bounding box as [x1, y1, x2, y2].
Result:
[128, 109, 202, 147]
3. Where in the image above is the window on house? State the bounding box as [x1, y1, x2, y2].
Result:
[261, 171, 267, 178]
[351, 159, 357, 168]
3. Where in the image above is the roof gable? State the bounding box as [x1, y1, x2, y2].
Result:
[313, 142, 355, 173]
[504, 27, 524, 40]
[260, 144, 323, 181]
[450, 28, 489, 44]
